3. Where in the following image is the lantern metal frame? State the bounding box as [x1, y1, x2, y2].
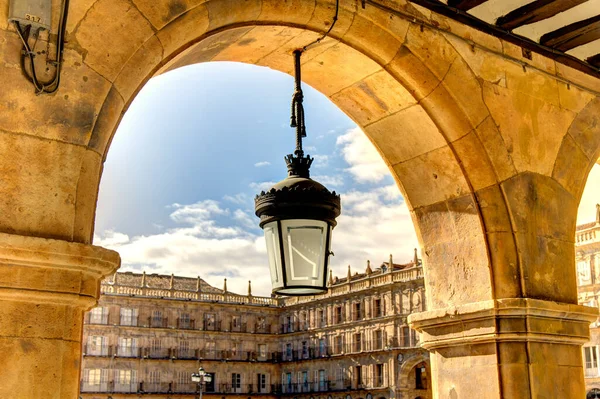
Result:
[255, 50, 341, 296]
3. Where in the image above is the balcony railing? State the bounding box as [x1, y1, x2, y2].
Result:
[81, 381, 275, 395]
[119, 316, 138, 326]
[86, 314, 109, 325]
[83, 345, 110, 357]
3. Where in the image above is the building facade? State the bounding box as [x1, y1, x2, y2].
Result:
[80, 254, 430, 399]
[579, 205, 600, 399]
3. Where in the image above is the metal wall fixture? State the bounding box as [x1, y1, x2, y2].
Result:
[9, 0, 69, 94]
[254, 0, 341, 296]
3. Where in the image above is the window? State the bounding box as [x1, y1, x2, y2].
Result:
[86, 369, 104, 385]
[117, 337, 137, 357]
[120, 308, 138, 326]
[375, 364, 384, 387]
[354, 366, 363, 388]
[415, 363, 427, 389]
[585, 347, 598, 370]
[178, 339, 192, 358]
[373, 298, 382, 317]
[258, 344, 267, 358]
[89, 307, 108, 324]
[318, 309, 326, 327]
[284, 372, 292, 393]
[319, 370, 326, 391]
[115, 369, 137, 385]
[205, 313, 215, 330]
[353, 302, 362, 320]
[179, 312, 191, 329]
[151, 310, 163, 327]
[87, 335, 107, 356]
[374, 330, 383, 350]
[257, 373, 267, 393]
[231, 373, 241, 392]
[353, 333, 361, 352]
[302, 341, 308, 358]
[257, 316, 266, 331]
[579, 260, 592, 285]
[402, 326, 411, 347]
[335, 335, 343, 354]
[335, 306, 343, 324]
[302, 371, 309, 391]
[285, 343, 292, 359]
[205, 372, 216, 392]
[319, 337, 327, 356]
[232, 315, 241, 330]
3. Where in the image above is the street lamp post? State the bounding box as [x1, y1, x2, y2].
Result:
[191, 367, 210, 399]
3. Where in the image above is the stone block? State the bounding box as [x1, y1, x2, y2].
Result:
[342, 8, 407, 66]
[557, 81, 596, 113]
[330, 70, 416, 126]
[212, 26, 300, 65]
[364, 105, 445, 165]
[156, 3, 210, 57]
[420, 83, 474, 142]
[205, 0, 261, 31]
[73, 150, 104, 243]
[114, 35, 164, 102]
[131, 0, 206, 30]
[498, 363, 532, 398]
[385, 46, 440, 101]
[552, 132, 592, 198]
[403, 24, 457, 81]
[474, 115, 517, 182]
[259, 0, 315, 26]
[392, 145, 470, 209]
[74, 0, 155, 82]
[306, 0, 354, 40]
[453, 131, 497, 190]
[485, 231, 521, 299]
[300, 43, 380, 96]
[483, 83, 575, 176]
[88, 86, 125, 156]
[567, 97, 600, 161]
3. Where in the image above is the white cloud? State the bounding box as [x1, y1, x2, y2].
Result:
[312, 174, 344, 187]
[336, 127, 390, 184]
[254, 161, 271, 167]
[578, 164, 600, 224]
[95, 183, 419, 297]
[312, 154, 329, 168]
[223, 193, 251, 205]
[249, 181, 277, 192]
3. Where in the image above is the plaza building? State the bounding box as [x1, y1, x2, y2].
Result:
[578, 205, 600, 399]
[79, 252, 430, 399]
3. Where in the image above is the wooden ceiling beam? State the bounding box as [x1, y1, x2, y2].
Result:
[496, 0, 588, 31]
[587, 53, 600, 68]
[541, 15, 600, 51]
[447, 0, 489, 11]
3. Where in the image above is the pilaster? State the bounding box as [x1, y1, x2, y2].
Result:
[0, 233, 120, 399]
[409, 298, 598, 398]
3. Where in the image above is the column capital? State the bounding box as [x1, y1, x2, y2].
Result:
[0, 232, 120, 308]
[409, 298, 598, 350]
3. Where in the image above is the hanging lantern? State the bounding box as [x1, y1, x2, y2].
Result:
[255, 50, 341, 296]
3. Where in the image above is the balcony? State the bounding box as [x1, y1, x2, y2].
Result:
[86, 314, 109, 325]
[119, 316, 138, 326]
[81, 381, 275, 395]
[83, 345, 110, 357]
[177, 318, 196, 330]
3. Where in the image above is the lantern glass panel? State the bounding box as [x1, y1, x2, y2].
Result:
[263, 221, 283, 290]
[281, 219, 328, 291]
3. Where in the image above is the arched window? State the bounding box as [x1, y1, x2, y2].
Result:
[415, 362, 427, 389]
[587, 388, 600, 399]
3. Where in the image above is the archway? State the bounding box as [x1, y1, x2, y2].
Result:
[1, 0, 600, 398]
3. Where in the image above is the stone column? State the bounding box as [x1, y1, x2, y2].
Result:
[409, 299, 597, 398]
[0, 233, 119, 399]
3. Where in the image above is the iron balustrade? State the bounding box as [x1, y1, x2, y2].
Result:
[177, 318, 196, 330]
[86, 313, 109, 325]
[83, 344, 111, 357]
[119, 315, 138, 326]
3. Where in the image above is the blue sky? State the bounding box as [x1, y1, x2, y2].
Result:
[94, 61, 600, 296]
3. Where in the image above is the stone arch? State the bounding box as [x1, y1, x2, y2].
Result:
[398, 354, 430, 389]
[75, 0, 505, 312]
